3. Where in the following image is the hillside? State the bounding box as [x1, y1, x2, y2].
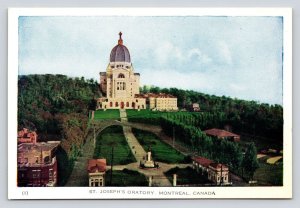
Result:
[17, 74, 283, 185]
[140, 85, 283, 148]
[18, 74, 100, 185]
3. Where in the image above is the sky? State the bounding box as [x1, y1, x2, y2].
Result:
[18, 16, 283, 105]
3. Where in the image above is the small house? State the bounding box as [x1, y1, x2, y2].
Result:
[204, 128, 240, 142]
[207, 163, 230, 185]
[87, 159, 106, 187]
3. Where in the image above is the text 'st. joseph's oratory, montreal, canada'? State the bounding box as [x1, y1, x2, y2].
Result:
[97, 32, 178, 111]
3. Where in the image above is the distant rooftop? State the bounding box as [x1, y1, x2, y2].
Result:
[192, 156, 213, 167]
[209, 163, 229, 170]
[18, 141, 60, 152]
[135, 93, 176, 99]
[204, 128, 239, 138]
[18, 128, 37, 144]
[87, 159, 106, 173]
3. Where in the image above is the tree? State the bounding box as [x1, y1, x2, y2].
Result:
[242, 142, 259, 180]
[88, 99, 97, 111]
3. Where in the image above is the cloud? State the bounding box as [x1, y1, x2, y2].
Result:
[218, 41, 232, 65]
[229, 83, 246, 92]
[153, 41, 212, 70]
[187, 48, 212, 65]
[140, 69, 216, 91]
[154, 41, 184, 64]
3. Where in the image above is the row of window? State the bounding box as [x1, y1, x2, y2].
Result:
[208, 173, 228, 182]
[109, 101, 144, 108]
[90, 178, 104, 187]
[116, 82, 126, 90]
[111, 65, 130, 69]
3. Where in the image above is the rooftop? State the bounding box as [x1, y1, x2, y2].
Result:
[204, 128, 239, 138]
[192, 156, 213, 167]
[87, 159, 106, 173]
[209, 163, 229, 170]
[18, 141, 60, 152]
[135, 93, 176, 99]
[110, 32, 131, 63]
[18, 128, 37, 139]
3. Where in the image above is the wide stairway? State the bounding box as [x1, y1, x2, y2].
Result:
[120, 109, 146, 162]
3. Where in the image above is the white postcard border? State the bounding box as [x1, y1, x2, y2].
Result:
[8, 7, 292, 199]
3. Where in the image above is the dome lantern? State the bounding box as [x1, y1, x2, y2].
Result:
[110, 32, 131, 63]
[118, 32, 123, 45]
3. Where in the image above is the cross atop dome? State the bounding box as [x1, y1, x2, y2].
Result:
[118, 32, 123, 45]
[110, 32, 131, 63]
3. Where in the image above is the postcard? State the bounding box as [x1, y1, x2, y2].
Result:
[8, 7, 292, 199]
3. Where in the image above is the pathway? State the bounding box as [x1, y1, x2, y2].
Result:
[120, 109, 146, 162]
[108, 162, 191, 187]
[65, 129, 94, 186]
[119, 109, 172, 186]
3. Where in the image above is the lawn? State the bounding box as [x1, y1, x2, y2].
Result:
[126, 109, 163, 118]
[126, 109, 202, 125]
[94, 109, 120, 120]
[126, 109, 164, 125]
[165, 167, 211, 186]
[132, 128, 188, 164]
[93, 125, 136, 165]
[253, 161, 283, 186]
[239, 134, 283, 152]
[105, 169, 148, 186]
[266, 156, 283, 165]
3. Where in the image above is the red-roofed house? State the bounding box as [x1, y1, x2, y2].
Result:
[18, 128, 37, 144]
[192, 156, 213, 174]
[204, 128, 240, 142]
[208, 163, 230, 185]
[87, 159, 106, 187]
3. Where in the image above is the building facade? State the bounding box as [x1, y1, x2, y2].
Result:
[88, 159, 106, 187]
[192, 156, 213, 174]
[136, 93, 178, 111]
[18, 128, 37, 144]
[98, 32, 146, 110]
[97, 32, 178, 111]
[189, 103, 200, 112]
[207, 163, 230, 185]
[17, 141, 60, 187]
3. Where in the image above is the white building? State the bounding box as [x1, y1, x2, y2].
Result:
[97, 32, 177, 111]
[207, 163, 230, 185]
[87, 159, 106, 187]
[98, 32, 146, 110]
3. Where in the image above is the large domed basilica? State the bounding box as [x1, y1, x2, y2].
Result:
[98, 32, 146, 109]
[98, 32, 178, 111]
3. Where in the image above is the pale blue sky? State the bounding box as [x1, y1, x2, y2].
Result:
[18, 16, 283, 105]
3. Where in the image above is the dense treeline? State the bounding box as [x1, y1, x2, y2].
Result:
[18, 74, 99, 185]
[161, 117, 242, 168]
[161, 115, 259, 179]
[140, 85, 283, 145]
[127, 109, 259, 178]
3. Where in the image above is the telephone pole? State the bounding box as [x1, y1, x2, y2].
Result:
[110, 146, 114, 185]
[220, 164, 223, 186]
[93, 124, 96, 147]
[172, 126, 175, 148]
